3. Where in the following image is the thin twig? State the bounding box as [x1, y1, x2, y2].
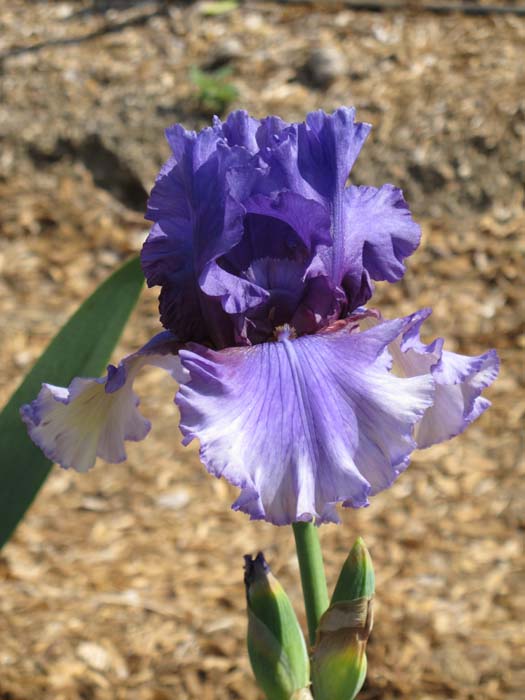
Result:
[0, 7, 167, 62]
[277, 0, 525, 16]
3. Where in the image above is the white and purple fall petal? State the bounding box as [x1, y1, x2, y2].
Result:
[388, 309, 500, 448]
[20, 332, 184, 473]
[176, 318, 435, 525]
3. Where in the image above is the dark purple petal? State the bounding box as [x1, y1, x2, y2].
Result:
[243, 191, 332, 255]
[141, 220, 207, 340]
[291, 275, 343, 336]
[143, 126, 207, 339]
[246, 257, 304, 314]
[20, 332, 184, 472]
[176, 320, 435, 525]
[257, 108, 376, 302]
[144, 108, 423, 340]
[165, 123, 222, 172]
[198, 262, 269, 315]
[256, 120, 316, 200]
[144, 121, 256, 345]
[293, 108, 372, 292]
[256, 115, 292, 153]
[199, 191, 332, 321]
[191, 145, 254, 272]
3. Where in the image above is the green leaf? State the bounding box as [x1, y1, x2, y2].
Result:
[190, 66, 238, 115]
[0, 256, 144, 548]
[200, 1, 238, 16]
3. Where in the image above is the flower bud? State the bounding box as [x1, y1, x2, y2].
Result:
[331, 536, 375, 604]
[244, 552, 310, 700]
[311, 538, 375, 700]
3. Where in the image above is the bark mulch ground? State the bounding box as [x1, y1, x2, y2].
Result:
[0, 2, 523, 699]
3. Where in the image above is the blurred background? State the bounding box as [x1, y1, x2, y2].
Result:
[0, 1, 524, 698]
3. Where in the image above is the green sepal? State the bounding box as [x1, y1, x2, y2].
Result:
[0, 256, 144, 548]
[245, 553, 310, 700]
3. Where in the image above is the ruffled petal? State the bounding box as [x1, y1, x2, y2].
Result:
[257, 108, 370, 208]
[20, 332, 184, 472]
[417, 350, 498, 448]
[298, 108, 372, 201]
[144, 109, 422, 343]
[257, 108, 373, 305]
[388, 309, 500, 447]
[165, 123, 222, 172]
[346, 185, 421, 283]
[199, 191, 331, 317]
[214, 111, 261, 153]
[143, 127, 208, 340]
[176, 320, 435, 525]
[256, 108, 421, 306]
[144, 120, 255, 346]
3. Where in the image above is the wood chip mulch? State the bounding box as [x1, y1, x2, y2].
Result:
[0, 2, 523, 699]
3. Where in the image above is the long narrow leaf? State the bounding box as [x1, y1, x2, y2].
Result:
[0, 256, 144, 548]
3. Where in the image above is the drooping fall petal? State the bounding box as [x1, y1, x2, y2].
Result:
[20, 332, 184, 472]
[177, 319, 435, 525]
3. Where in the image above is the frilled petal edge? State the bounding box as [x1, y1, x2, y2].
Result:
[389, 309, 499, 447]
[21, 332, 185, 472]
[346, 184, 421, 283]
[176, 319, 435, 525]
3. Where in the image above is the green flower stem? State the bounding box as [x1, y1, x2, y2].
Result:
[292, 521, 329, 646]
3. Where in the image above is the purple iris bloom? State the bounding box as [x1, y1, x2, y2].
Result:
[21, 108, 499, 525]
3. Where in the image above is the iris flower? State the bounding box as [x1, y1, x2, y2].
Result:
[21, 108, 498, 525]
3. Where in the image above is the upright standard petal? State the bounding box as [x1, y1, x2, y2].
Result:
[143, 127, 207, 340]
[214, 110, 261, 153]
[144, 120, 256, 346]
[199, 191, 332, 319]
[20, 333, 184, 472]
[177, 321, 435, 525]
[346, 185, 421, 283]
[389, 309, 499, 447]
[257, 109, 420, 305]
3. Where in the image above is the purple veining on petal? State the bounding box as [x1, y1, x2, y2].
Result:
[176, 318, 435, 525]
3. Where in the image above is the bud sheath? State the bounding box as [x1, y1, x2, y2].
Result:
[311, 538, 375, 700]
